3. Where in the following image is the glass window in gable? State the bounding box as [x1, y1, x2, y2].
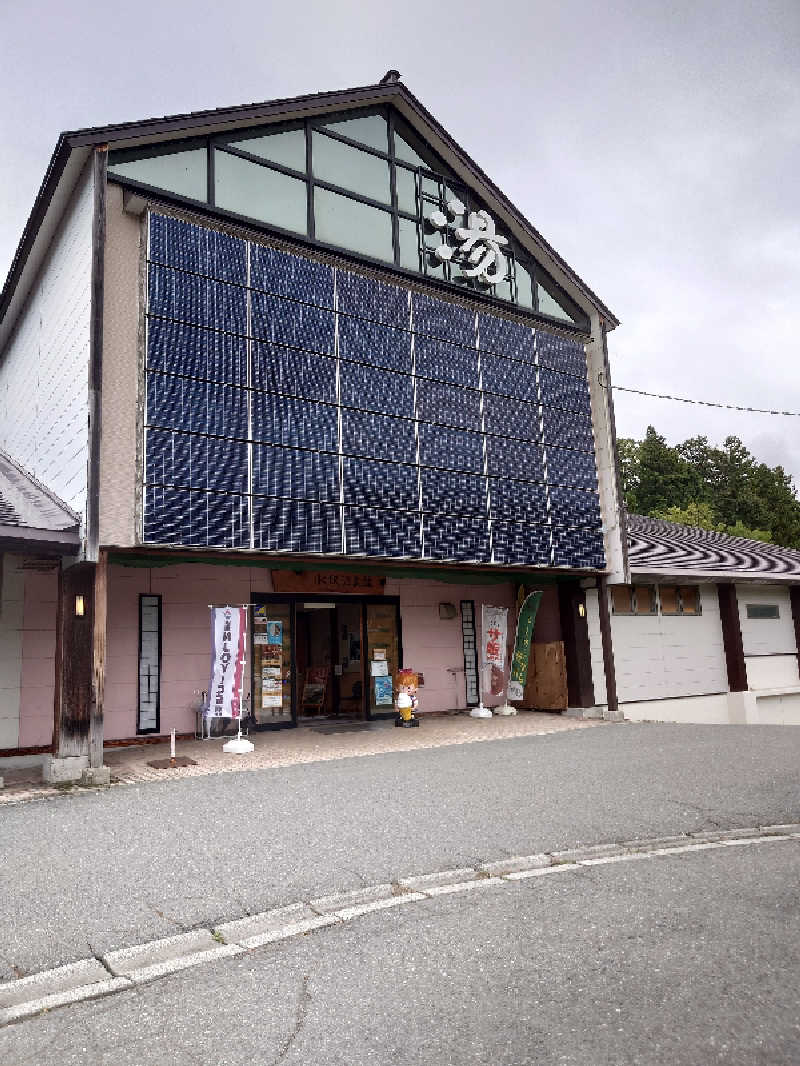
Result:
[320, 114, 389, 153]
[397, 217, 420, 271]
[537, 282, 576, 324]
[313, 187, 394, 263]
[393, 130, 429, 169]
[516, 263, 535, 309]
[312, 132, 391, 205]
[224, 127, 306, 173]
[395, 166, 417, 214]
[109, 148, 207, 202]
[214, 150, 308, 236]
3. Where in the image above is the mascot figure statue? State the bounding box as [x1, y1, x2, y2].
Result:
[395, 668, 420, 728]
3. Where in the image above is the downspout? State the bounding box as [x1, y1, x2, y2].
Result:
[86, 145, 107, 561]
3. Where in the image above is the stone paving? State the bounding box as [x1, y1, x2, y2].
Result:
[0, 711, 602, 803]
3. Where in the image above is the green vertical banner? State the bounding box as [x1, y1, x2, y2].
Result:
[508, 591, 543, 701]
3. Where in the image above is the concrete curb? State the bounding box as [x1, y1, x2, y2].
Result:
[1, 822, 798, 1027]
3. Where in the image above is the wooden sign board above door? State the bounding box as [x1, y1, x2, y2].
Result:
[271, 570, 386, 595]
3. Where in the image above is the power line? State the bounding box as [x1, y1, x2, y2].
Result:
[598, 377, 800, 418]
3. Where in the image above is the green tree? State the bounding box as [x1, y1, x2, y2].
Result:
[629, 426, 700, 515]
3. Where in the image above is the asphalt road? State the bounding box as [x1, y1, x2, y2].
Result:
[1, 839, 798, 1065]
[0, 723, 798, 980]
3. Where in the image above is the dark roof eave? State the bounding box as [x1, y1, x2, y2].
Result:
[1, 78, 619, 336]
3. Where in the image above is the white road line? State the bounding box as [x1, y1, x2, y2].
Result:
[1, 826, 797, 1027]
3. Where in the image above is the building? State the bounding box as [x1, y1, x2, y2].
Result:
[0, 72, 628, 780]
[5, 72, 796, 785]
[586, 515, 800, 725]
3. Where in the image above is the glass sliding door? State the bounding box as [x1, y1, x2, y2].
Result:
[365, 601, 401, 718]
[252, 602, 294, 726]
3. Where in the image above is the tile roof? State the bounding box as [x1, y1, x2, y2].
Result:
[0, 450, 80, 545]
[627, 513, 800, 582]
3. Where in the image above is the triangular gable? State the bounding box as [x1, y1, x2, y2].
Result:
[106, 101, 588, 329]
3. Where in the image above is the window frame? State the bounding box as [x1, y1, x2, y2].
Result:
[658, 584, 702, 616]
[745, 603, 780, 620]
[107, 107, 589, 331]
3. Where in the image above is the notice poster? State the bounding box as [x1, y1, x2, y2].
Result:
[508, 592, 543, 701]
[374, 675, 393, 706]
[254, 606, 268, 625]
[266, 620, 283, 645]
[262, 667, 282, 709]
[205, 606, 247, 718]
[370, 660, 388, 677]
[481, 605, 508, 697]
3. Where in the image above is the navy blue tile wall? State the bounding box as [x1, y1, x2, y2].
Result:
[252, 344, 336, 402]
[143, 214, 604, 567]
[478, 313, 535, 362]
[250, 244, 334, 308]
[417, 423, 485, 474]
[252, 445, 340, 503]
[414, 337, 479, 388]
[485, 436, 546, 481]
[492, 520, 552, 566]
[535, 331, 586, 377]
[149, 214, 247, 285]
[488, 478, 549, 524]
[421, 468, 488, 517]
[148, 265, 246, 334]
[541, 406, 594, 453]
[340, 362, 415, 417]
[250, 291, 335, 354]
[343, 458, 417, 511]
[480, 353, 538, 404]
[251, 394, 339, 451]
[344, 506, 421, 557]
[147, 320, 247, 386]
[423, 514, 491, 562]
[412, 291, 474, 344]
[338, 316, 412, 373]
[341, 409, 417, 463]
[253, 498, 342, 554]
[338, 271, 408, 328]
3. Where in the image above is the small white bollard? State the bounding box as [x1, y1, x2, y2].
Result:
[469, 703, 493, 718]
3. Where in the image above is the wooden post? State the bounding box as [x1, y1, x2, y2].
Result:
[790, 587, 800, 668]
[89, 549, 108, 768]
[597, 577, 620, 717]
[54, 563, 95, 758]
[717, 584, 748, 692]
[558, 583, 595, 708]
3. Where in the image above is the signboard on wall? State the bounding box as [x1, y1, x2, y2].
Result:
[271, 570, 385, 595]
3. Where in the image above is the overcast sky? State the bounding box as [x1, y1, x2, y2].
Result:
[2, 0, 798, 485]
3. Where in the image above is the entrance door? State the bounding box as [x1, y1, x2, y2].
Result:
[252, 602, 293, 726]
[251, 594, 401, 726]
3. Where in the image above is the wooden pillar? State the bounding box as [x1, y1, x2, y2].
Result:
[597, 577, 619, 717]
[89, 550, 108, 768]
[790, 587, 800, 668]
[717, 584, 748, 692]
[558, 583, 595, 708]
[53, 563, 95, 758]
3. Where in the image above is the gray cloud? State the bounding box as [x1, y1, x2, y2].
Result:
[1, 0, 798, 482]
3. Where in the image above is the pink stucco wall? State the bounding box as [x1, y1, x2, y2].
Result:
[387, 577, 516, 712]
[18, 563, 58, 748]
[104, 563, 518, 738]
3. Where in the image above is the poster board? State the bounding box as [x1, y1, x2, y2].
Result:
[302, 666, 329, 711]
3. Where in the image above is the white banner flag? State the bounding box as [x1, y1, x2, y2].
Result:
[481, 605, 508, 697]
[206, 606, 247, 718]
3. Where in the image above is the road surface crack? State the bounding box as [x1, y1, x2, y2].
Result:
[271, 973, 311, 1065]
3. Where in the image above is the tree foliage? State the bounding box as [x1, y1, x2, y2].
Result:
[618, 428, 800, 549]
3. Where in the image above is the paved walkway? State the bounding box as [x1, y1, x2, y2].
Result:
[0, 711, 600, 803]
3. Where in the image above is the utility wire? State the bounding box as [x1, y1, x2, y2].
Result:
[598, 376, 800, 418]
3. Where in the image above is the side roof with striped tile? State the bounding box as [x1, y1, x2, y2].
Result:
[627, 513, 800, 583]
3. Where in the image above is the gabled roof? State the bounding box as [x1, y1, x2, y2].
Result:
[627, 513, 800, 583]
[0, 450, 81, 553]
[0, 73, 618, 352]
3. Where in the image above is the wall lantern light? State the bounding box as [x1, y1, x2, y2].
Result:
[75, 595, 85, 617]
[578, 603, 586, 618]
[438, 603, 457, 620]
